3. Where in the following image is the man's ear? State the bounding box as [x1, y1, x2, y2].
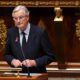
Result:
[26, 16, 29, 21]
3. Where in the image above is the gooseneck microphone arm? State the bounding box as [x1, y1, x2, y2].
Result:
[21, 46, 31, 77]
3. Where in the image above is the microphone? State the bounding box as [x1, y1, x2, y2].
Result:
[21, 44, 31, 77]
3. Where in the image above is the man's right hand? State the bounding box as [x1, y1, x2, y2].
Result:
[11, 59, 22, 67]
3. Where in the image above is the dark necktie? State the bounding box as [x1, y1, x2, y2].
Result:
[22, 32, 26, 54]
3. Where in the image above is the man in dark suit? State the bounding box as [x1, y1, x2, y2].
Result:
[4, 5, 55, 73]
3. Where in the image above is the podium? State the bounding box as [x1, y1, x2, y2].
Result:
[0, 67, 48, 80]
[0, 73, 48, 80]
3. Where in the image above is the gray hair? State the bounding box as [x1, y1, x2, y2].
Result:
[12, 5, 30, 17]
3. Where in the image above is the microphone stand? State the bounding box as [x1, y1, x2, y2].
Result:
[21, 47, 31, 77]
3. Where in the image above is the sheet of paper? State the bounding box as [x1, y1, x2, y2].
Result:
[3, 72, 42, 76]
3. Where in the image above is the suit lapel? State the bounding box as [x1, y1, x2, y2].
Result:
[14, 27, 22, 54]
[27, 24, 36, 46]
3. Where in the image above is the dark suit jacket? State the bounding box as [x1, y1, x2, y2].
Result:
[4, 24, 55, 73]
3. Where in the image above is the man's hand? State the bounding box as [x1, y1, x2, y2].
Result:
[11, 59, 22, 67]
[22, 59, 37, 67]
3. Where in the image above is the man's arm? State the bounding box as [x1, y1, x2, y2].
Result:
[35, 30, 56, 67]
[4, 30, 22, 67]
[4, 30, 14, 66]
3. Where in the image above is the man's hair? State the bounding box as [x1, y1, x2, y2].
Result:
[12, 5, 30, 17]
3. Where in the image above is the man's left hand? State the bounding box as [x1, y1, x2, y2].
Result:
[22, 59, 37, 67]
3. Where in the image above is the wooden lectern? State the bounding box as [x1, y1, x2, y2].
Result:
[0, 67, 48, 80]
[0, 73, 48, 80]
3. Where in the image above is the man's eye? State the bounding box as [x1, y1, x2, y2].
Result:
[19, 16, 23, 19]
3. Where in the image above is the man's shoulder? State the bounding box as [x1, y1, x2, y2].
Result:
[31, 24, 44, 33]
[8, 27, 18, 33]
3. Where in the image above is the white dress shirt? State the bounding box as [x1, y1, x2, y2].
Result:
[19, 23, 30, 46]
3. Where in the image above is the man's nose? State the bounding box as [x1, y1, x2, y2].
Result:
[17, 18, 20, 22]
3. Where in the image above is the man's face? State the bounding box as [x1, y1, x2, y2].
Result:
[13, 10, 29, 31]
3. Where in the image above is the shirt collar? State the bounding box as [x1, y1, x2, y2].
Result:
[19, 23, 30, 35]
